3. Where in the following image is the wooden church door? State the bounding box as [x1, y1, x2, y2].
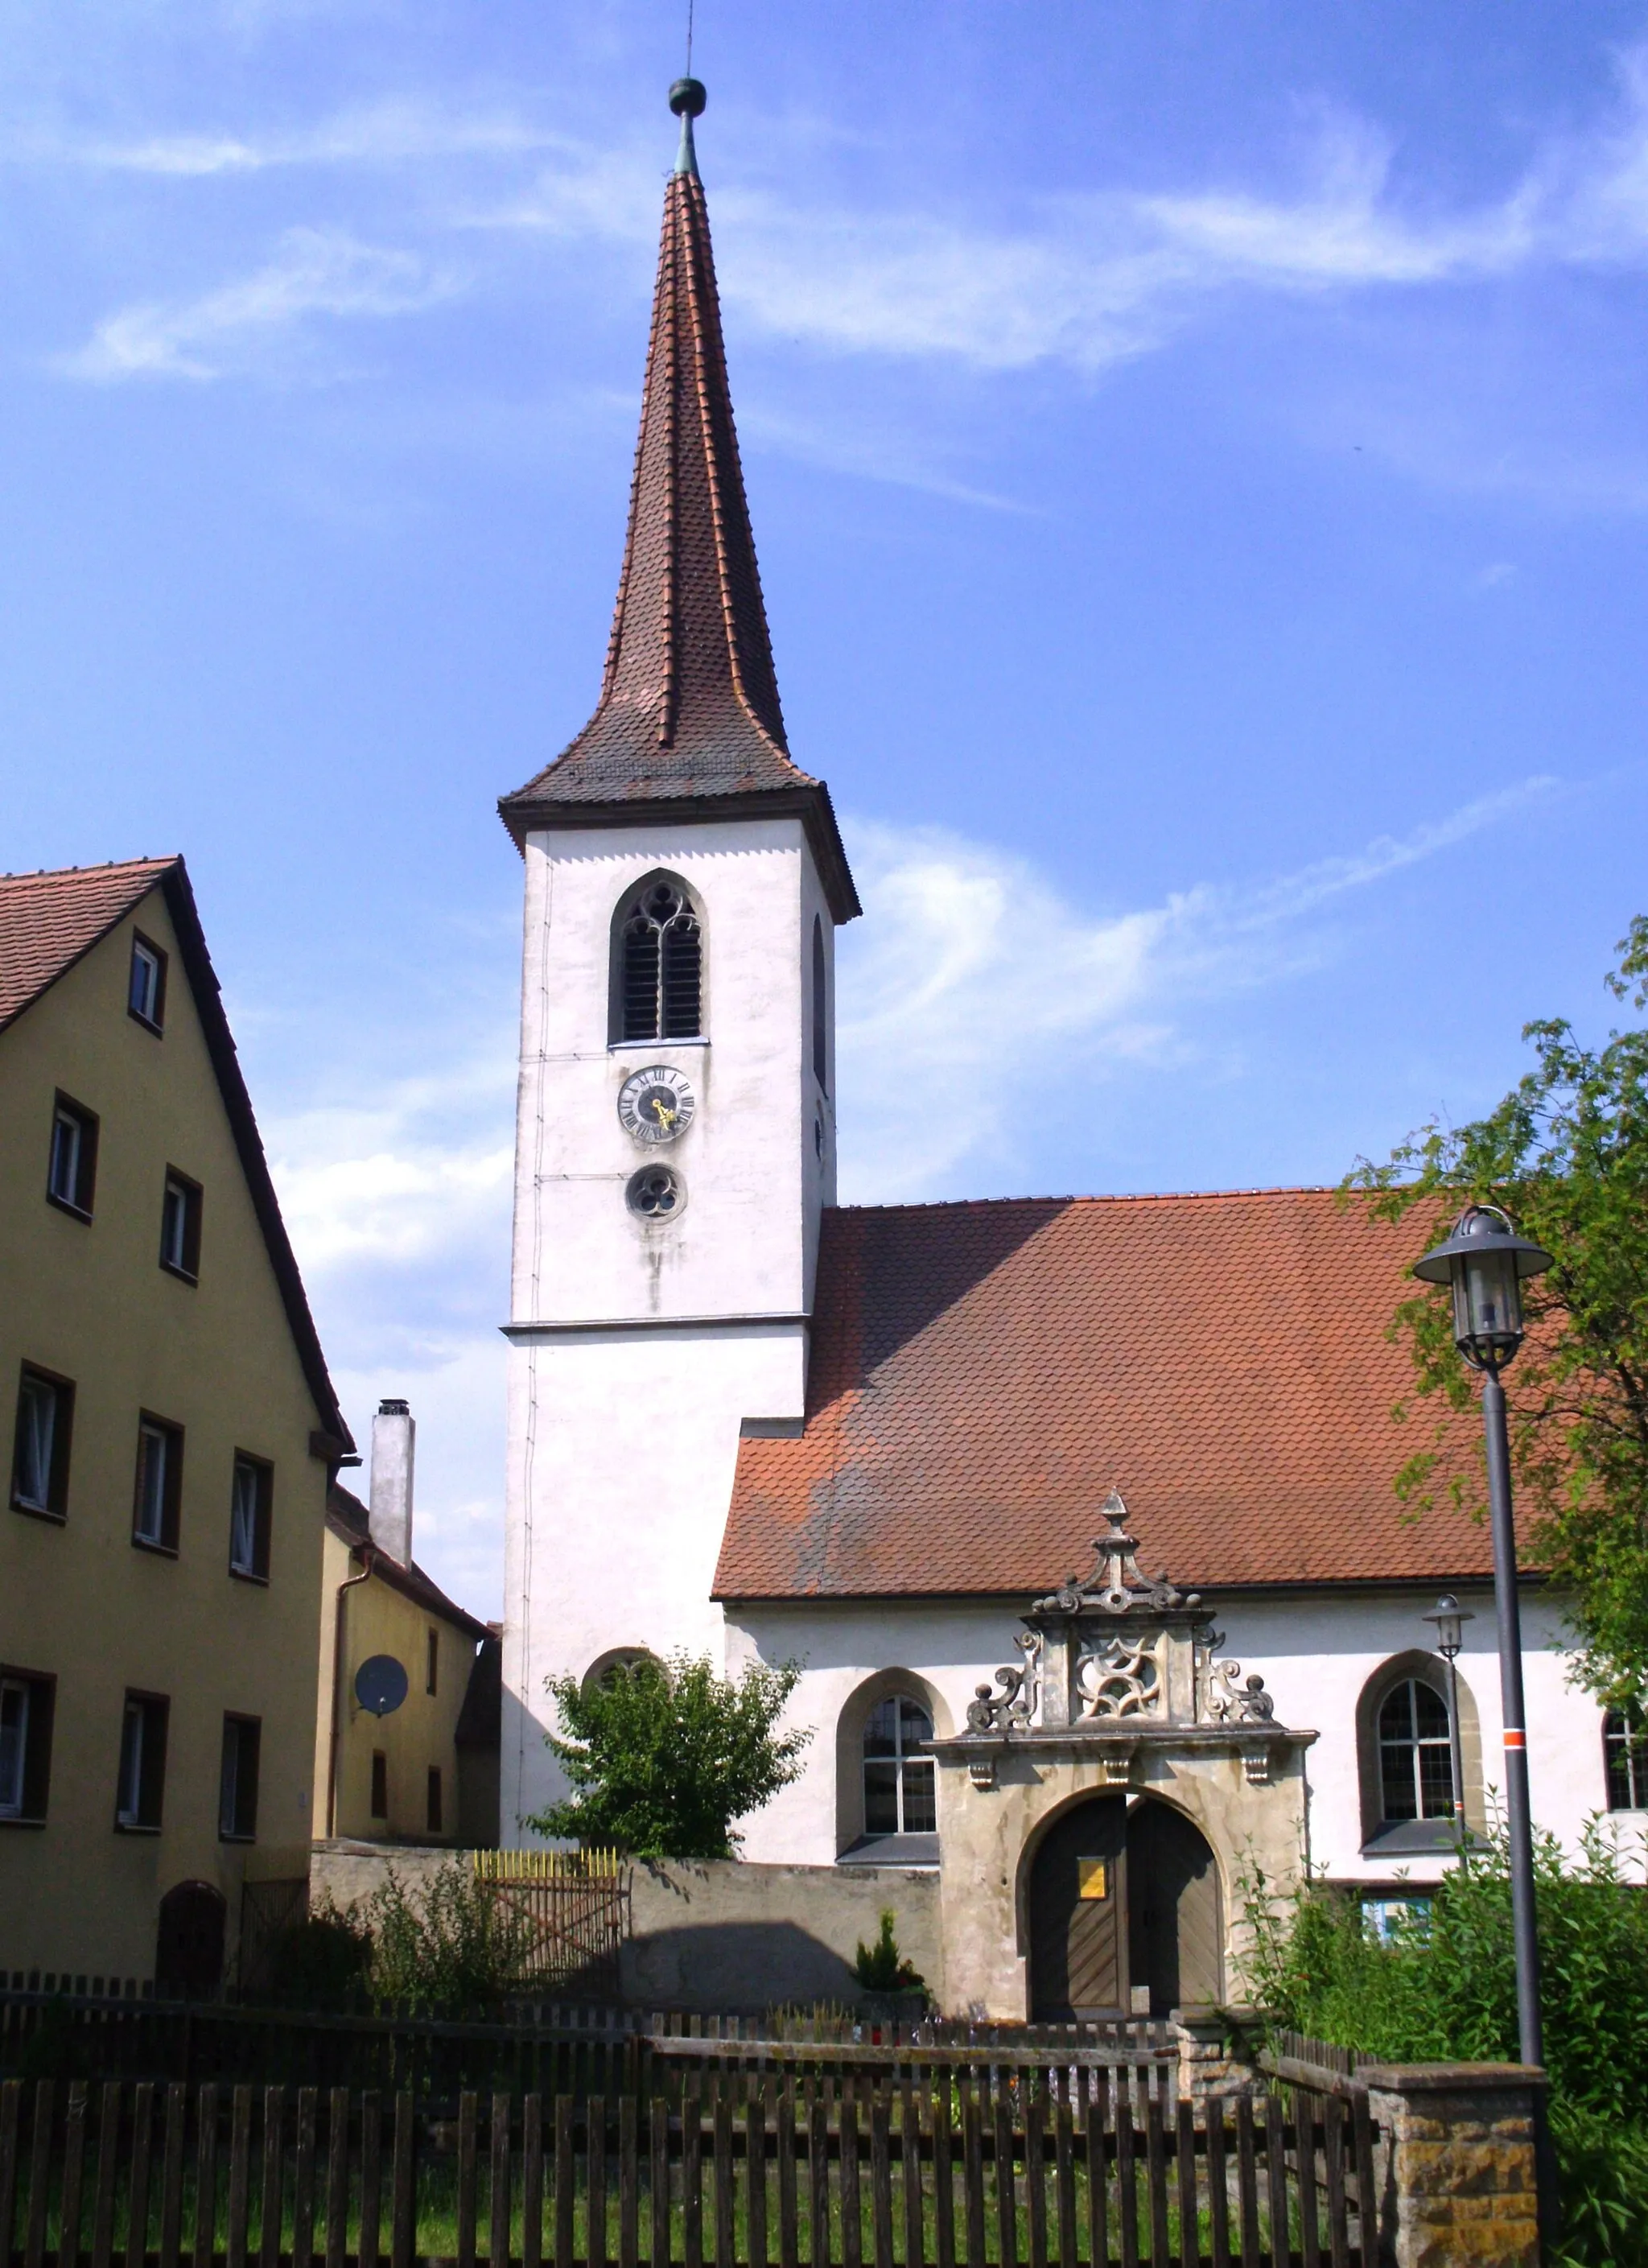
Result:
[1127, 1800, 1223, 2014]
[1028, 1796, 1130, 2018]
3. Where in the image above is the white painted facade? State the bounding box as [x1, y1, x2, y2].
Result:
[501, 817, 836, 1840]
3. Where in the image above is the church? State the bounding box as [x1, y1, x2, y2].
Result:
[494, 82, 1623, 2020]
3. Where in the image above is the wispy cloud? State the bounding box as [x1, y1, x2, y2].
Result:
[58, 225, 459, 381]
[836, 777, 1558, 1197]
[9, 99, 553, 177]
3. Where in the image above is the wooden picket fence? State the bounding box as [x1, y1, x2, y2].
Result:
[0, 2069, 1378, 2268]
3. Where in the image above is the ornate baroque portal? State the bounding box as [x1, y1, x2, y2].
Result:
[928, 1492, 1316, 2019]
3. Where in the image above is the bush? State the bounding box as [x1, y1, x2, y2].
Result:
[853, 1911, 924, 1994]
[264, 1903, 373, 2008]
[364, 1862, 533, 2013]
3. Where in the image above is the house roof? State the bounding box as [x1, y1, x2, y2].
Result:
[328, 1486, 492, 1641]
[497, 93, 858, 923]
[0, 857, 352, 1458]
[715, 1189, 1497, 1602]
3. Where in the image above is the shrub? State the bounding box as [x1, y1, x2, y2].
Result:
[264, 1902, 373, 2008]
[853, 1910, 925, 1995]
[363, 1862, 533, 2013]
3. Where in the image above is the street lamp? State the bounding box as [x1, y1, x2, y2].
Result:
[1422, 1592, 1474, 1836]
[1413, 1204, 1552, 2072]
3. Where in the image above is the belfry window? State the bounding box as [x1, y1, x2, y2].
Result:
[618, 878, 702, 1042]
[812, 916, 827, 1091]
[863, 1696, 936, 1837]
[1378, 1678, 1455, 1823]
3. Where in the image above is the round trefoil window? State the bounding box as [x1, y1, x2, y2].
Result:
[627, 1165, 684, 1220]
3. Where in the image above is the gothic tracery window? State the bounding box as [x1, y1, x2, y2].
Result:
[863, 1695, 936, 1837]
[619, 878, 702, 1042]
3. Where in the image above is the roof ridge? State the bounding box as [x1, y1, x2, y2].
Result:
[1, 856, 179, 881]
[829, 1186, 1348, 1216]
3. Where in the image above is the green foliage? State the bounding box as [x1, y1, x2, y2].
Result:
[1243, 1817, 1648, 2118]
[853, 1910, 925, 1994]
[362, 1862, 533, 2012]
[264, 1900, 374, 2007]
[526, 1651, 812, 1861]
[1345, 916, 1648, 1708]
[1548, 2108, 1648, 2268]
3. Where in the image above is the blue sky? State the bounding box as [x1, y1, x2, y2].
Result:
[5, 1, 1647, 1613]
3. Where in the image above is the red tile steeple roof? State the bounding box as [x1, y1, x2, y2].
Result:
[500, 85, 859, 921]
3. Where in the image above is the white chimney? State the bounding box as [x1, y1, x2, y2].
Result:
[369, 1398, 415, 1569]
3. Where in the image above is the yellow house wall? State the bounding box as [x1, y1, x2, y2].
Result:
[314, 1524, 478, 1846]
[0, 889, 329, 1981]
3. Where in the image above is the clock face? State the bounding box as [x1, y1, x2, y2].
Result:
[617, 1064, 696, 1145]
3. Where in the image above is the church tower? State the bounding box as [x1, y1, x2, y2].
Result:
[496, 81, 859, 1839]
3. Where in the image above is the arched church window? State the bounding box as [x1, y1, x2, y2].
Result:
[863, 1696, 936, 1837]
[618, 877, 702, 1042]
[1605, 1709, 1648, 1810]
[1378, 1677, 1455, 1824]
[811, 915, 827, 1091]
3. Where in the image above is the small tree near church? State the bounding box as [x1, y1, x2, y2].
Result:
[527, 1652, 812, 1861]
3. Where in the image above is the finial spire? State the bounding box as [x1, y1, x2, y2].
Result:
[670, 76, 706, 178]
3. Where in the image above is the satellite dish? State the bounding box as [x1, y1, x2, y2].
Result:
[355, 1655, 409, 1717]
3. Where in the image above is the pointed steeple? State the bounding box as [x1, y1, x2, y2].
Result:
[501, 81, 858, 922]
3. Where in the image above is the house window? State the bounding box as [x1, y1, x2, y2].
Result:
[1605, 1710, 1648, 1810]
[218, 1715, 261, 1841]
[116, 1693, 169, 1830]
[426, 1767, 443, 1836]
[426, 1628, 439, 1697]
[863, 1695, 937, 1837]
[129, 934, 167, 1032]
[229, 1455, 272, 1581]
[0, 1670, 55, 1824]
[1378, 1678, 1455, 1823]
[46, 1095, 98, 1219]
[616, 876, 702, 1041]
[812, 915, 827, 1091]
[11, 1368, 73, 1520]
[134, 1416, 183, 1553]
[370, 1750, 388, 1819]
[159, 1172, 203, 1280]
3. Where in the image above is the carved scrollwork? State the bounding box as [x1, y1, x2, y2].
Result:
[1074, 1633, 1161, 1719]
[965, 1641, 1039, 1735]
[1031, 1490, 1195, 1619]
[1205, 1659, 1279, 1726]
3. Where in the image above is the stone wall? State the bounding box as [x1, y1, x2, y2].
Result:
[1361, 2063, 1543, 2268]
[308, 1843, 941, 2014]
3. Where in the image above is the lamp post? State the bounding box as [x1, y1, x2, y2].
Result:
[1422, 1593, 1474, 1837]
[1413, 1204, 1552, 2071]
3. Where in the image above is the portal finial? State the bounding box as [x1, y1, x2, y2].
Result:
[670, 76, 706, 177]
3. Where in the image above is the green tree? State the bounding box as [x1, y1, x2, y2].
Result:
[1345, 917, 1648, 1709]
[526, 1652, 812, 1860]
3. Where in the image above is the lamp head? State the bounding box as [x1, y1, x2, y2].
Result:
[1423, 1592, 1473, 1661]
[1412, 1203, 1552, 1372]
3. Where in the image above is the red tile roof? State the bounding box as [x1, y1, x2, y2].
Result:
[715, 1190, 1494, 1601]
[0, 857, 177, 1031]
[499, 118, 858, 922]
[0, 857, 352, 1457]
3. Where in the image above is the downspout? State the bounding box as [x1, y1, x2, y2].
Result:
[326, 1547, 374, 1838]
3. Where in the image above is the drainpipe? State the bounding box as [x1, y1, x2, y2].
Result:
[326, 1547, 374, 1839]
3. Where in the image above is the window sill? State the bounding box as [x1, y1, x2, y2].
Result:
[229, 1565, 270, 1587]
[608, 1037, 709, 1052]
[159, 1262, 199, 1286]
[10, 1498, 66, 1524]
[131, 1535, 179, 1560]
[45, 1193, 93, 1225]
[0, 1814, 47, 1830]
[114, 1822, 162, 1836]
[218, 1832, 256, 1846]
[128, 1008, 163, 1037]
[838, 1833, 940, 1869]
[1362, 1820, 1474, 1857]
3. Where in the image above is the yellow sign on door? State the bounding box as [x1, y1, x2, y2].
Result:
[1076, 1858, 1109, 1900]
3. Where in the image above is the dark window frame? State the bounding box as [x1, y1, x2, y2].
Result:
[46, 1093, 99, 1221]
[11, 1364, 74, 1522]
[812, 914, 828, 1092]
[115, 1689, 169, 1833]
[426, 1627, 439, 1697]
[426, 1766, 443, 1836]
[1605, 1709, 1648, 1811]
[217, 1713, 262, 1842]
[862, 1693, 937, 1839]
[128, 933, 168, 1033]
[0, 1665, 56, 1826]
[369, 1750, 389, 1820]
[133, 1413, 184, 1556]
[228, 1453, 273, 1583]
[159, 1169, 204, 1283]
